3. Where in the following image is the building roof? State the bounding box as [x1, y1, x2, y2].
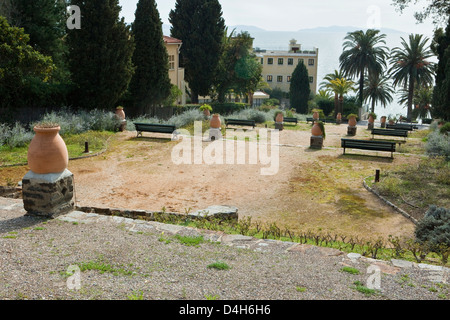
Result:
[163, 35, 182, 44]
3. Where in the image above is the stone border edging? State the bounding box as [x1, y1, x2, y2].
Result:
[363, 176, 418, 225]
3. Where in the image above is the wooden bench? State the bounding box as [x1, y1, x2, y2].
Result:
[341, 138, 396, 158]
[134, 122, 178, 139]
[371, 128, 408, 141]
[283, 117, 298, 125]
[225, 119, 256, 129]
[386, 123, 415, 131]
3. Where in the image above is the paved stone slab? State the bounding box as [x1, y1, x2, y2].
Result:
[189, 205, 238, 220]
[391, 259, 414, 268]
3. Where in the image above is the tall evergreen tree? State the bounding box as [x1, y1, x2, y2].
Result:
[67, 0, 135, 110]
[129, 0, 171, 115]
[8, 0, 68, 80]
[290, 62, 310, 114]
[432, 18, 450, 121]
[169, 0, 225, 103]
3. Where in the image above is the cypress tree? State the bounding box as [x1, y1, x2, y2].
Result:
[432, 18, 450, 121]
[129, 0, 171, 116]
[67, 0, 135, 110]
[169, 0, 225, 103]
[290, 62, 311, 114]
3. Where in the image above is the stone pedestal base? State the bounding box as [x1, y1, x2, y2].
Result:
[381, 122, 386, 128]
[119, 120, 127, 132]
[368, 122, 374, 130]
[336, 120, 342, 125]
[22, 169, 74, 218]
[275, 122, 284, 131]
[347, 126, 357, 136]
[208, 127, 222, 141]
[310, 135, 323, 149]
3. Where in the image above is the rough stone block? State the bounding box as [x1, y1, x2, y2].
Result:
[310, 135, 323, 149]
[275, 122, 284, 131]
[347, 126, 357, 136]
[22, 169, 74, 218]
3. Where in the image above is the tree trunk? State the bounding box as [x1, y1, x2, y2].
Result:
[407, 75, 415, 122]
[334, 92, 339, 117]
[359, 70, 365, 108]
[371, 98, 376, 114]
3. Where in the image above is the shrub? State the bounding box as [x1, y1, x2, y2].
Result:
[166, 109, 204, 128]
[439, 122, 450, 135]
[210, 102, 248, 115]
[0, 123, 33, 148]
[425, 131, 450, 160]
[415, 206, 450, 262]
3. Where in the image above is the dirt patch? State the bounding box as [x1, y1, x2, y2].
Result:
[65, 123, 417, 240]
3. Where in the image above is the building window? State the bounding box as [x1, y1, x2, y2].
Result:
[267, 75, 273, 82]
[261, 58, 264, 64]
[308, 59, 314, 66]
[287, 76, 292, 82]
[278, 58, 284, 65]
[268, 58, 273, 65]
[288, 58, 293, 65]
[298, 58, 304, 65]
[309, 76, 314, 83]
[277, 76, 283, 82]
[168, 55, 175, 70]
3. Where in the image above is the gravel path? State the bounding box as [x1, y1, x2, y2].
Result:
[1, 197, 448, 303]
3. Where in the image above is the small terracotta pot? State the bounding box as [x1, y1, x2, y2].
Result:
[27, 126, 69, 174]
[203, 109, 211, 117]
[275, 113, 284, 123]
[210, 114, 221, 129]
[336, 113, 342, 121]
[311, 122, 323, 136]
[115, 108, 125, 120]
[368, 115, 374, 123]
[348, 116, 357, 127]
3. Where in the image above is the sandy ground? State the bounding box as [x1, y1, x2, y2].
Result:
[67, 122, 417, 241]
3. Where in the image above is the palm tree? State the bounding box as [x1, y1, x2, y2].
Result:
[329, 78, 356, 114]
[320, 69, 345, 116]
[398, 85, 433, 119]
[339, 29, 389, 108]
[363, 73, 394, 113]
[388, 34, 435, 122]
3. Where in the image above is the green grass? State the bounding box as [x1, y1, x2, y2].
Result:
[0, 130, 114, 166]
[207, 261, 231, 270]
[352, 281, 378, 296]
[175, 235, 205, 247]
[76, 259, 135, 276]
[127, 290, 144, 300]
[340, 266, 360, 275]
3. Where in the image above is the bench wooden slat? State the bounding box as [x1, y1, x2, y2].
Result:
[371, 128, 408, 141]
[225, 119, 256, 128]
[386, 124, 414, 131]
[341, 138, 395, 158]
[283, 117, 298, 124]
[134, 122, 177, 138]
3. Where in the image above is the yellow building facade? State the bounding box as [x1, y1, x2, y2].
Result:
[255, 39, 318, 95]
[163, 36, 186, 105]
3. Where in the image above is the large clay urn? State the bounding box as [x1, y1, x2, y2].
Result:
[115, 107, 125, 120]
[210, 114, 221, 129]
[336, 113, 342, 121]
[348, 115, 357, 127]
[368, 114, 374, 124]
[203, 109, 211, 117]
[311, 122, 323, 136]
[313, 111, 319, 121]
[275, 112, 284, 123]
[27, 125, 69, 174]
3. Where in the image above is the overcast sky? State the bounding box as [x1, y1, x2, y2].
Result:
[119, 0, 437, 35]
